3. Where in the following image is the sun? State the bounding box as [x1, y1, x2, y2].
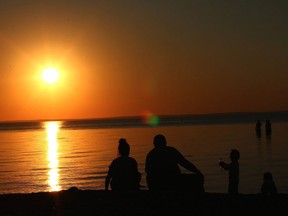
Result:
[42, 68, 59, 84]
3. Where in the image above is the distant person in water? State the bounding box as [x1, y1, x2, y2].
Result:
[105, 138, 141, 191]
[261, 172, 277, 195]
[145, 134, 204, 191]
[219, 149, 240, 195]
[265, 120, 272, 135]
[255, 120, 262, 135]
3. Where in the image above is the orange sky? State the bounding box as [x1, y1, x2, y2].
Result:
[0, 1, 288, 121]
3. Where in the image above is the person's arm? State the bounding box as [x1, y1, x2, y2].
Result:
[105, 173, 111, 190]
[179, 157, 203, 176]
[105, 162, 114, 190]
[177, 151, 204, 177]
[145, 152, 151, 174]
[219, 160, 230, 171]
[132, 158, 141, 182]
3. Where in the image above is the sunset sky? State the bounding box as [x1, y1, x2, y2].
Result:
[0, 1, 287, 121]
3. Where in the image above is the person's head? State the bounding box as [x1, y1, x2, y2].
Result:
[230, 149, 240, 161]
[153, 134, 167, 148]
[263, 172, 273, 181]
[118, 138, 130, 157]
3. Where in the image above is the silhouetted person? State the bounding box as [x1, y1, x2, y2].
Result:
[145, 134, 204, 191]
[265, 120, 272, 135]
[261, 172, 277, 195]
[255, 120, 262, 137]
[219, 149, 240, 195]
[105, 138, 141, 191]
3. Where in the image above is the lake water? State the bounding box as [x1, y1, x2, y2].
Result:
[0, 118, 288, 194]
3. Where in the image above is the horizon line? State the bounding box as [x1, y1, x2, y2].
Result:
[1, 110, 288, 123]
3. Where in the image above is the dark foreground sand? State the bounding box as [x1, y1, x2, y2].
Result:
[1, 189, 288, 216]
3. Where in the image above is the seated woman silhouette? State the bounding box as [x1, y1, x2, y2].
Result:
[105, 138, 141, 191]
[145, 134, 204, 191]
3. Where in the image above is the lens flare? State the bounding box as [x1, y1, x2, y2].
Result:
[141, 111, 159, 126]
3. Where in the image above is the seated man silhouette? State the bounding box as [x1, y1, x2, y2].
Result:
[145, 134, 204, 191]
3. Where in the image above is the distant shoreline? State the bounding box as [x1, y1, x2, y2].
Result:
[2, 110, 288, 123]
[1, 111, 288, 131]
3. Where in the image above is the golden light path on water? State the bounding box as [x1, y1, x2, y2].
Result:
[44, 121, 62, 192]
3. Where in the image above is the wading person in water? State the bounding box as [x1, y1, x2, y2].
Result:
[265, 120, 272, 135]
[145, 134, 204, 191]
[219, 149, 240, 195]
[255, 120, 262, 137]
[105, 138, 141, 191]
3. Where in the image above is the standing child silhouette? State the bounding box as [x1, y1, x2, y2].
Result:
[219, 149, 240, 195]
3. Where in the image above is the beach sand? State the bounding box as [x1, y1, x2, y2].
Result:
[0, 188, 288, 216]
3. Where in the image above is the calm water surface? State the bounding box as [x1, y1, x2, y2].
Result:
[0, 121, 287, 194]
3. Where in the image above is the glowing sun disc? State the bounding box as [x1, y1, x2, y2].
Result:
[42, 68, 59, 84]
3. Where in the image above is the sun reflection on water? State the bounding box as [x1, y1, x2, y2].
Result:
[44, 121, 62, 192]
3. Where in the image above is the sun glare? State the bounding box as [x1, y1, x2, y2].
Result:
[44, 121, 62, 192]
[42, 68, 59, 84]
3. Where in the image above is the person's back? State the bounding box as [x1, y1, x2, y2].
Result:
[109, 156, 140, 190]
[146, 145, 182, 190]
